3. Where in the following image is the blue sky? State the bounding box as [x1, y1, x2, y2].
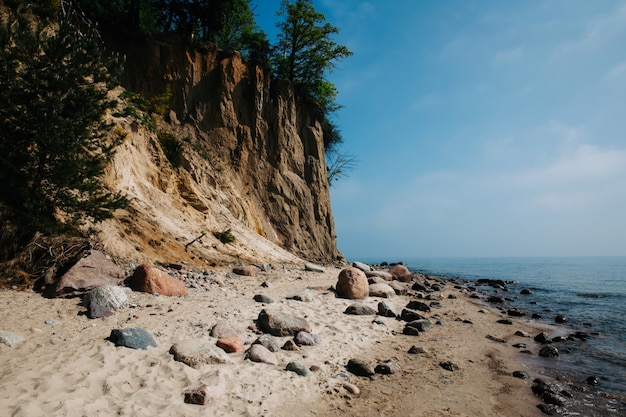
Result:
[255, 1, 626, 259]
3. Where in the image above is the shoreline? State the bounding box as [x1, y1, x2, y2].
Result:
[0, 263, 607, 416]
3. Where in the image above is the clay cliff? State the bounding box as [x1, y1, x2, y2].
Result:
[93, 34, 342, 266]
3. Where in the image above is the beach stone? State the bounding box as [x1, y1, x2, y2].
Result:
[512, 371, 529, 379]
[406, 319, 432, 332]
[513, 343, 528, 349]
[210, 321, 243, 339]
[336, 267, 369, 299]
[439, 361, 460, 371]
[412, 281, 429, 292]
[183, 372, 227, 405]
[539, 346, 559, 358]
[108, 327, 157, 350]
[536, 404, 559, 415]
[294, 331, 321, 346]
[389, 280, 409, 295]
[344, 303, 377, 315]
[287, 289, 315, 302]
[408, 346, 427, 354]
[257, 309, 311, 337]
[389, 264, 411, 282]
[286, 362, 311, 376]
[520, 289, 533, 295]
[515, 330, 531, 337]
[448, 294, 457, 299]
[246, 344, 279, 365]
[377, 301, 398, 317]
[534, 332, 551, 344]
[44, 319, 62, 326]
[368, 283, 395, 298]
[367, 275, 387, 284]
[54, 250, 125, 297]
[555, 315, 568, 324]
[402, 326, 420, 336]
[343, 382, 360, 395]
[85, 285, 128, 318]
[282, 340, 299, 351]
[586, 376, 599, 385]
[253, 334, 280, 352]
[365, 270, 393, 281]
[487, 295, 505, 303]
[304, 263, 325, 273]
[253, 294, 274, 303]
[170, 340, 231, 368]
[233, 265, 258, 276]
[400, 308, 427, 322]
[216, 337, 243, 353]
[0, 330, 24, 348]
[375, 360, 401, 375]
[352, 261, 372, 272]
[347, 358, 375, 377]
[128, 264, 188, 296]
[497, 319, 513, 325]
[406, 300, 431, 312]
[507, 309, 525, 317]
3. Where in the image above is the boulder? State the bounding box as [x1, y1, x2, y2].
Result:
[368, 283, 395, 298]
[406, 300, 431, 312]
[170, 339, 231, 368]
[286, 362, 311, 377]
[351, 261, 372, 272]
[0, 330, 24, 348]
[389, 281, 409, 295]
[84, 285, 128, 319]
[389, 264, 411, 282]
[233, 265, 258, 277]
[54, 250, 125, 297]
[346, 358, 375, 377]
[375, 360, 401, 375]
[210, 321, 243, 339]
[108, 328, 157, 350]
[365, 270, 393, 281]
[257, 309, 311, 337]
[539, 346, 559, 358]
[344, 303, 377, 315]
[336, 267, 369, 300]
[377, 301, 398, 317]
[405, 319, 433, 332]
[400, 308, 428, 322]
[253, 294, 274, 303]
[245, 344, 279, 365]
[128, 264, 187, 296]
[294, 331, 321, 346]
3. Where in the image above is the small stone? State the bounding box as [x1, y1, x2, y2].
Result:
[287, 289, 315, 302]
[294, 331, 321, 346]
[347, 358, 375, 377]
[520, 289, 533, 295]
[408, 346, 427, 354]
[253, 334, 280, 352]
[253, 294, 274, 303]
[85, 285, 128, 318]
[216, 337, 243, 353]
[539, 346, 559, 358]
[286, 362, 311, 376]
[245, 344, 279, 365]
[405, 319, 432, 332]
[257, 309, 311, 337]
[183, 372, 226, 405]
[108, 328, 157, 350]
[0, 330, 25, 348]
[343, 382, 360, 395]
[44, 319, 62, 326]
[375, 360, 401, 374]
[377, 301, 398, 317]
[534, 332, 551, 344]
[210, 321, 243, 339]
[281, 340, 299, 351]
[512, 343, 528, 349]
[439, 361, 460, 372]
[304, 263, 325, 273]
[344, 303, 377, 315]
[402, 326, 420, 336]
[497, 319, 513, 325]
[405, 300, 431, 312]
[512, 371, 529, 379]
[336, 268, 369, 299]
[170, 340, 231, 368]
[555, 315, 568, 324]
[586, 376, 599, 385]
[515, 330, 531, 337]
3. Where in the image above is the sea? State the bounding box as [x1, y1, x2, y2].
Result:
[362, 256, 626, 414]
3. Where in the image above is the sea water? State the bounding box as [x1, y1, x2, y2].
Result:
[400, 256, 626, 397]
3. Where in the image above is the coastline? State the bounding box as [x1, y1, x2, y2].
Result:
[0, 264, 561, 416]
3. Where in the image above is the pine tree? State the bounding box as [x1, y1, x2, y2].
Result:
[0, 7, 128, 241]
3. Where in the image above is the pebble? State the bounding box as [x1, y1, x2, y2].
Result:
[286, 362, 311, 376]
[343, 382, 360, 395]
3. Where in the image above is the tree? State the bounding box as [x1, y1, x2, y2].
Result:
[273, 0, 352, 98]
[0, 6, 128, 241]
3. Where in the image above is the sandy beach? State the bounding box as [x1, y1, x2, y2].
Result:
[0, 263, 551, 417]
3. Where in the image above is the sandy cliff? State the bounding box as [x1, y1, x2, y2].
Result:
[94, 34, 341, 266]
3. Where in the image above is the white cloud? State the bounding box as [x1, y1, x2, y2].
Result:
[605, 61, 626, 81]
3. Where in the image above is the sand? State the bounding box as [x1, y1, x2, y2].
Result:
[0, 265, 550, 416]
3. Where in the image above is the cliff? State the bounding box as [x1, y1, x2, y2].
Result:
[93, 34, 342, 266]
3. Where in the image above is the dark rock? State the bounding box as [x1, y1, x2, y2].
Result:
[377, 301, 398, 317]
[257, 309, 311, 337]
[294, 331, 321, 346]
[286, 362, 311, 376]
[487, 295, 505, 303]
[128, 264, 188, 296]
[534, 332, 551, 344]
[537, 404, 560, 415]
[170, 340, 231, 368]
[448, 294, 457, 299]
[406, 302, 431, 314]
[408, 346, 427, 354]
[512, 371, 529, 379]
[486, 335, 506, 343]
[281, 340, 299, 351]
[405, 319, 432, 332]
[400, 308, 427, 322]
[539, 346, 559, 358]
[54, 250, 125, 297]
[375, 360, 401, 374]
[253, 294, 274, 303]
[512, 343, 528, 349]
[497, 319, 513, 325]
[555, 315, 568, 324]
[253, 334, 280, 352]
[515, 330, 531, 337]
[520, 289, 533, 295]
[347, 358, 375, 377]
[183, 374, 226, 405]
[402, 326, 420, 336]
[507, 309, 525, 317]
[429, 301, 442, 309]
[551, 336, 567, 343]
[108, 328, 157, 350]
[411, 281, 430, 292]
[439, 361, 459, 371]
[336, 268, 369, 300]
[586, 376, 599, 385]
[245, 344, 278, 365]
[570, 331, 590, 341]
[344, 303, 377, 315]
[532, 313, 543, 319]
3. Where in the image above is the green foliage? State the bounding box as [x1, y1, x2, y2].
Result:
[273, 0, 352, 106]
[216, 228, 236, 244]
[0, 7, 128, 238]
[147, 85, 172, 115]
[157, 130, 184, 168]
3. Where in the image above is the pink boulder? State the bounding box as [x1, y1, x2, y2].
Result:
[336, 267, 369, 300]
[233, 265, 258, 277]
[128, 264, 188, 296]
[389, 264, 412, 282]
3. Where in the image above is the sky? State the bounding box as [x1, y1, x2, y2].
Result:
[254, 0, 626, 259]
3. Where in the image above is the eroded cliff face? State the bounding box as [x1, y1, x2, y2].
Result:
[96, 34, 341, 265]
